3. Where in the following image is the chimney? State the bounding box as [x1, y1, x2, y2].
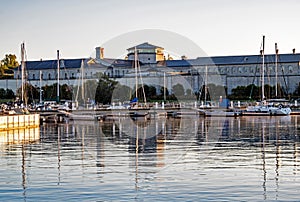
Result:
[95, 47, 104, 59]
[293, 48, 296, 54]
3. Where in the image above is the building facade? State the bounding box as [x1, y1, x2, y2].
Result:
[14, 42, 300, 98]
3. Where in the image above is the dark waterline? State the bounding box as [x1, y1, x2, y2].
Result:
[0, 116, 300, 201]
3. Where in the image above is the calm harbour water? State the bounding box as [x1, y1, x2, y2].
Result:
[1, 115, 300, 201]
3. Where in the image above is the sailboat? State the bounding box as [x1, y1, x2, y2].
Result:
[243, 36, 291, 116]
[196, 66, 239, 117]
[129, 47, 150, 119]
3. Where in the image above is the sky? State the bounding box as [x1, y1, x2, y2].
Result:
[1, 0, 300, 61]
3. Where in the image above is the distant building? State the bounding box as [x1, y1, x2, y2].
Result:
[14, 42, 300, 97]
[127, 42, 165, 63]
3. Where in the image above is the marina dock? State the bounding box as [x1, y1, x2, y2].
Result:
[0, 114, 40, 131]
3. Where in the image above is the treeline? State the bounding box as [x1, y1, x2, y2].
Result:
[0, 88, 15, 99]
[3, 74, 300, 104]
[228, 83, 300, 100]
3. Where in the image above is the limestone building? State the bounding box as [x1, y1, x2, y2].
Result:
[15, 42, 300, 97]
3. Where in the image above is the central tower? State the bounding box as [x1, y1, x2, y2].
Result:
[127, 42, 164, 64]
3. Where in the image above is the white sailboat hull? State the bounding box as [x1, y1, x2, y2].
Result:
[242, 105, 291, 116]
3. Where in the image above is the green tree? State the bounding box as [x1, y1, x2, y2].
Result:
[42, 83, 73, 102]
[229, 84, 260, 100]
[16, 83, 39, 104]
[0, 88, 5, 99]
[294, 82, 300, 97]
[5, 89, 15, 99]
[160, 87, 169, 96]
[172, 83, 184, 97]
[73, 80, 97, 104]
[61, 84, 73, 100]
[0, 54, 19, 78]
[95, 73, 118, 104]
[112, 84, 132, 103]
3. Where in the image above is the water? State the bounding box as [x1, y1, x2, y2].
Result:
[1, 115, 300, 201]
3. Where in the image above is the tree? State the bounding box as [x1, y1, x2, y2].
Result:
[61, 84, 73, 100]
[16, 83, 39, 104]
[0, 88, 5, 99]
[172, 83, 184, 97]
[293, 82, 300, 98]
[95, 73, 118, 104]
[160, 87, 169, 96]
[5, 89, 15, 99]
[229, 84, 260, 100]
[0, 54, 19, 78]
[112, 84, 132, 103]
[0, 88, 15, 100]
[73, 80, 97, 104]
[135, 84, 157, 102]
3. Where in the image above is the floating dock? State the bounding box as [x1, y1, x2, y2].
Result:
[0, 114, 40, 131]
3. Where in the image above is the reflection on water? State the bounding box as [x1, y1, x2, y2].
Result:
[0, 127, 40, 145]
[0, 116, 300, 201]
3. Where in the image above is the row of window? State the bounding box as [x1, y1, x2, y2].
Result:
[20, 71, 95, 80]
[18, 64, 300, 80]
[218, 65, 297, 75]
[24, 69, 131, 80]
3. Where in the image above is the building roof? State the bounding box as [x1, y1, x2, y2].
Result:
[166, 53, 300, 67]
[17, 53, 300, 71]
[18, 58, 87, 70]
[102, 58, 133, 67]
[127, 42, 163, 51]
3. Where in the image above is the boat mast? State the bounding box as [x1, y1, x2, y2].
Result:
[21, 43, 25, 105]
[134, 47, 138, 99]
[81, 60, 85, 107]
[275, 43, 278, 98]
[134, 47, 147, 104]
[163, 72, 166, 101]
[204, 65, 208, 105]
[39, 70, 42, 104]
[261, 35, 265, 101]
[57, 50, 60, 103]
[138, 58, 147, 105]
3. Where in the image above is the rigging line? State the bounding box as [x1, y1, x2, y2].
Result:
[265, 61, 271, 99]
[61, 59, 71, 86]
[137, 61, 147, 104]
[250, 37, 267, 100]
[24, 44, 30, 106]
[23, 48, 37, 105]
[47, 60, 57, 100]
[277, 55, 289, 96]
[249, 60, 260, 99]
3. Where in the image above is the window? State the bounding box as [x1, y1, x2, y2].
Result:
[48, 73, 51, 80]
[32, 74, 35, 80]
[289, 65, 293, 73]
[65, 73, 68, 79]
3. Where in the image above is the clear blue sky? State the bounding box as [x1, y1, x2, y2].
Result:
[1, 0, 300, 61]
